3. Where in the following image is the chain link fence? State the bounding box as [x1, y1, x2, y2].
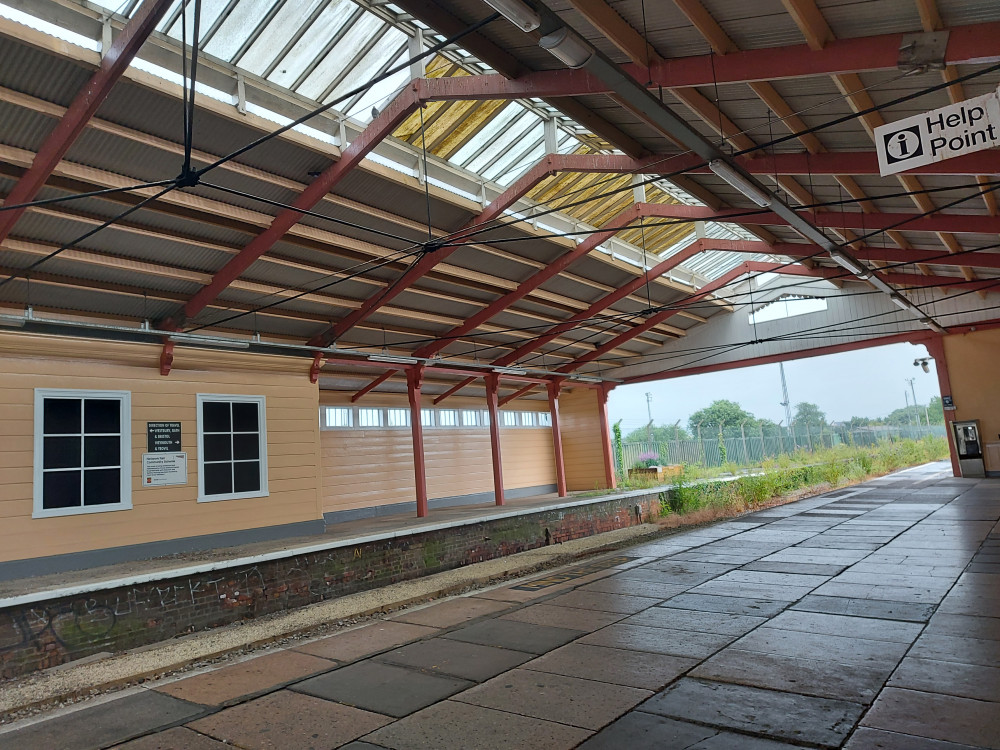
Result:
[622, 425, 946, 470]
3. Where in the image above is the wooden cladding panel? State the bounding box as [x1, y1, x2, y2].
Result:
[318, 391, 556, 513]
[0, 334, 321, 563]
[559, 387, 608, 491]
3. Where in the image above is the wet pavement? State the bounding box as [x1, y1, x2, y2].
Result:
[2, 461, 999, 749]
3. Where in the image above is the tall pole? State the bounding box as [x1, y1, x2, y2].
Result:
[779, 362, 793, 429]
[906, 377, 921, 427]
[904, 390, 914, 430]
[645, 391, 653, 442]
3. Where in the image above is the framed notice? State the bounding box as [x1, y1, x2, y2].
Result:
[142, 452, 188, 487]
[147, 422, 182, 452]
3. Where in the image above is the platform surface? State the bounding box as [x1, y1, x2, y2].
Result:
[2, 461, 998, 749]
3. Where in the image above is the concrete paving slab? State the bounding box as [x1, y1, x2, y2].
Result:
[576, 577, 691, 599]
[375, 638, 532, 681]
[576, 713, 717, 749]
[908, 633, 1000, 667]
[361, 700, 591, 750]
[293, 620, 439, 662]
[0, 691, 205, 750]
[186, 689, 391, 749]
[844, 727, 986, 749]
[925, 613, 1000, 641]
[791, 595, 937, 622]
[659, 593, 789, 617]
[766, 610, 924, 643]
[291, 661, 472, 717]
[110, 726, 231, 749]
[388, 597, 512, 628]
[154, 650, 333, 706]
[625, 606, 768, 636]
[543, 589, 661, 614]
[731, 626, 910, 669]
[641, 678, 865, 748]
[523, 642, 697, 690]
[890, 657, 1000, 702]
[441, 618, 582, 653]
[861, 687, 1000, 748]
[579, 622, 734, 659]
[454, 667, 650, 729]
[692, 648, 892, 703]
[499, 603, 625, 631]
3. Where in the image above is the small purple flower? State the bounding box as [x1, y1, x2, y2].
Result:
[638, 451, 659, 461]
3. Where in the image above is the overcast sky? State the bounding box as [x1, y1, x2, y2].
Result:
[607, 341, 941, 433]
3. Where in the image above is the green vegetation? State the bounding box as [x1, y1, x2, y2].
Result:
[662, 437, 947, 516]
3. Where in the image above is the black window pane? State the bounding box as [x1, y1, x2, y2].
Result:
[84, 399, 119, 433]
[44, 436, 80, 469]
[232, 402, 259, 432]
[43, 471, 81, 509]
[232, 433, 259, 460]
[204, 462, 232, 495]
[84, 436, 120, 467]
[203, 401, 231, 432]
[44, 398, 80, 434]
[204, 434, 232, 462]
[84, 469, 121, 505]
[233, 461, 260, 493]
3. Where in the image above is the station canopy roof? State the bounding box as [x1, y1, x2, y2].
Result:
[0, 0, 999, 397]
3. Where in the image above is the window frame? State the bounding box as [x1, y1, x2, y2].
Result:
[196, 394, 269, 503]
[33, 388, 133, 519]
[322, 406, 353, 429]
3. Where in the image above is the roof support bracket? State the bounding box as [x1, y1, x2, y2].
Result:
[159, 340, 174, 377]
[898, 31, 949, 74]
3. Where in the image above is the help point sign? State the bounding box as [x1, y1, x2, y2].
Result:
[876, 89, 1000, 176]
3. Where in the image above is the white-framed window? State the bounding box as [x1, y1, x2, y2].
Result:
[324, 406, 352, 428]
[358, 408, 383, 428]
[438, 409, 458, 426]
[197, 395, 268, 502]
[387, 408, 410, 427]
[538, 412, 552, 427]
[420, 409, 435, 427]
[33, 389, 132, 518]
[502, 411, 518, 427]
[519, 411, 535, 427]
[482, 410, 490, 426]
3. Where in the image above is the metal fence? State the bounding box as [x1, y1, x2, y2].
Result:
[621, 425, 946, 470]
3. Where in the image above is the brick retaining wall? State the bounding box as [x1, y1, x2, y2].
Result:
[0, 492, 662, 679]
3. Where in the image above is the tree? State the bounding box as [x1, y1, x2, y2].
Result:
[793, 402, 827, 428]
[688, 400, 758, 434]
[624, 423, 692, 443]
[926, 395, 945, 424]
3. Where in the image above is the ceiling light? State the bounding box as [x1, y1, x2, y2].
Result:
[867, 275, 895, 295]
[169, 333, 250, 349]
[482, 0, 541, 32]
[0, 314, 25, 328]
[891, 295, 914, 310]
[921, 318, 947, 334]
[539, 27, 594, 68]
[493, 367, 528, 375]
[368, 354, 419, 365]
[570, 375, 602, 383]
[708, 160, 772, 207]
[828, 250, 870, 278]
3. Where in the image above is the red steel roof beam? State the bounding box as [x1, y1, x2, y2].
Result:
[0, 0, 174, 245]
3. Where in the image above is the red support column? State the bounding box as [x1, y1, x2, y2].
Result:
[597, 383, 617, 490]
[485, 373, 505, 506]
[406, 366, 429, 517]
[0, 0, 174, 245]
[547, 381, 567, 497]
[924, 336, 961, 477]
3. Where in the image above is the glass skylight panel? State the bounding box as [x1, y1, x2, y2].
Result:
[297, 13, 391, 101]
[450, 105, 520, 166]
[265, 1, 359, 89]
[484, 120, 544, 183]
[165, 0, 230, 44]
[493, 139, 545, 186]
[317, 25, 406, 112]
[236, 0, 334, 79]
[340, 45, 409, 118]
[465, 110, 537, 175]
[204, 0, 281, 63]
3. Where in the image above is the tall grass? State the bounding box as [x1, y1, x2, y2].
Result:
[661, 436, 947, 517]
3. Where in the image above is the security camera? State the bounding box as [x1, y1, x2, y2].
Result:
[913, 358, 930, 373]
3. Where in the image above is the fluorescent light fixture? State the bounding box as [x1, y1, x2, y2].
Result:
[539, 27, 594, 68]
[0, 315, 25, 328]
[828, 251, 870, 278]
[571, 375, 602, 383]
[708, 160, 772, 207]
[368, 354, 419, 365]
[493, 367, 528, 376]
[891, 295, 913, 310]
[867, 275, 895, 295]
[921, 318, 947, 334]
[168, 333, 250, 349]
[482, 0, 541, 32]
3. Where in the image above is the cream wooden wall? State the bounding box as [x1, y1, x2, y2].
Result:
[558, 386, 610, 491]
[319, 391, 555, 514]
[943, 329, 1000, 471]
[0, 333, 322, 563]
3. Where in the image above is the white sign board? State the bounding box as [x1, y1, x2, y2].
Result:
[876, 89, 1000, 176]
[142, 452, 188, 487]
